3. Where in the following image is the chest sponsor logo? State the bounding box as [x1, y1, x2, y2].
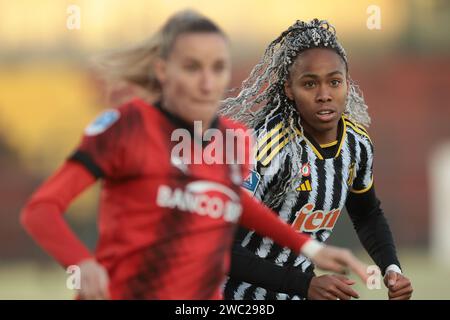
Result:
[292, 203, 341, 233]
[156, 181, 242, 223]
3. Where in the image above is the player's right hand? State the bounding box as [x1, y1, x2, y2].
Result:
[77, 258, 110, 300]
[308, 274, 359, 300]
[310, 245, 369, 284]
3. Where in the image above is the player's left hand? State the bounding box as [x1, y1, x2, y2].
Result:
[384, 271, 413, 300]
[311, 245, 369, 284]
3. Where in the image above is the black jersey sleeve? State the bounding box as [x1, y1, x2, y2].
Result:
[229, 227, 314, 297]
[345, 186, 401, 274]
[351, 133, 374, 194]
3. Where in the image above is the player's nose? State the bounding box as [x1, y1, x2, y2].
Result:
[316, 85, 332, 103]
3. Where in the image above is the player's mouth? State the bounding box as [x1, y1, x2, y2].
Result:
[193, 98, 217, 104]
[315, 109, 337, 122]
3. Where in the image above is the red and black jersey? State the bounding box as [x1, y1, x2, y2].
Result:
[21, 98, 311, 300]
[70, 98, 251, 299]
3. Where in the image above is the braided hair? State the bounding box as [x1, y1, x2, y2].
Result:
[220, 19, 370, 134]
[220, 20, 370, 202]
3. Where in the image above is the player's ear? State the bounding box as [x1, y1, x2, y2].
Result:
[153, 57, 167, 85]
[284, 79, 294, 100]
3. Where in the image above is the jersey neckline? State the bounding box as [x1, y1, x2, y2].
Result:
[296, 117, 347, 160]
[133, 97, 221, 148]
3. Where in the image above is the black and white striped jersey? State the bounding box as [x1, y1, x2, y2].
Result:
[224, 114, 374, 300]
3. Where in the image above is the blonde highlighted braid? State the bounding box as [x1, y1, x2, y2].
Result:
[220, 19, 370, 198]
[220, 19, 370, 133]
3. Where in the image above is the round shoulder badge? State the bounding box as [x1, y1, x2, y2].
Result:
[84, 109, 120, 136]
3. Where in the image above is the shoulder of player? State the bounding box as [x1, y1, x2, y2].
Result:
[254, 113, 283, 132]
[343, 115, 372, 145]
[218, 113, 284, 135]
[83, 100, 144, 137]
[254, 114, 290, 167]
[219, 116, 250, 132]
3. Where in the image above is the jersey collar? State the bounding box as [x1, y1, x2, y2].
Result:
[297, 117, 347, 160]
[153, 100, 220, 147]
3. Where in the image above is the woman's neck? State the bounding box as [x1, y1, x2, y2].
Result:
[301, 123, 339, 145]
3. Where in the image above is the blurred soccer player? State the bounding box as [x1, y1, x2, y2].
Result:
[21, 11, 368, 300]
[221, 19, 413, 300]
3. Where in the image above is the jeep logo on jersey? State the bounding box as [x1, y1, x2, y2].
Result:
[156, 181, 242, 222]
[291, 203, 341, 233]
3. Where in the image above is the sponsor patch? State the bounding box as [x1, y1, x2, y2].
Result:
[242, 170, 261, 195]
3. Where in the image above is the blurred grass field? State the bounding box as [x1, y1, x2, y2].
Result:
[0, 249, 448, 300]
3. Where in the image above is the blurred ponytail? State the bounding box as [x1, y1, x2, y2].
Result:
[93, 9, 225, 102]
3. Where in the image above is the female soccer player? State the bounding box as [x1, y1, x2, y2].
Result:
[221, 19, 413, 300]
[21, 11, 368, 300]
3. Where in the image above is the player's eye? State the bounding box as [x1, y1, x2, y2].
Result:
[330, 79, 342, 87]
[184, 63, 200, 72]
[303, 81, 316, 89]
[213, 61, 226, 73]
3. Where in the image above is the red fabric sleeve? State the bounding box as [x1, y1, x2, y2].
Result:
[220, 117, 254, 179]
[20, 161, 97, 267]
[72, 106, 147, 179]
[74, 108, 124, 178]
[239, 190, 311, 254]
